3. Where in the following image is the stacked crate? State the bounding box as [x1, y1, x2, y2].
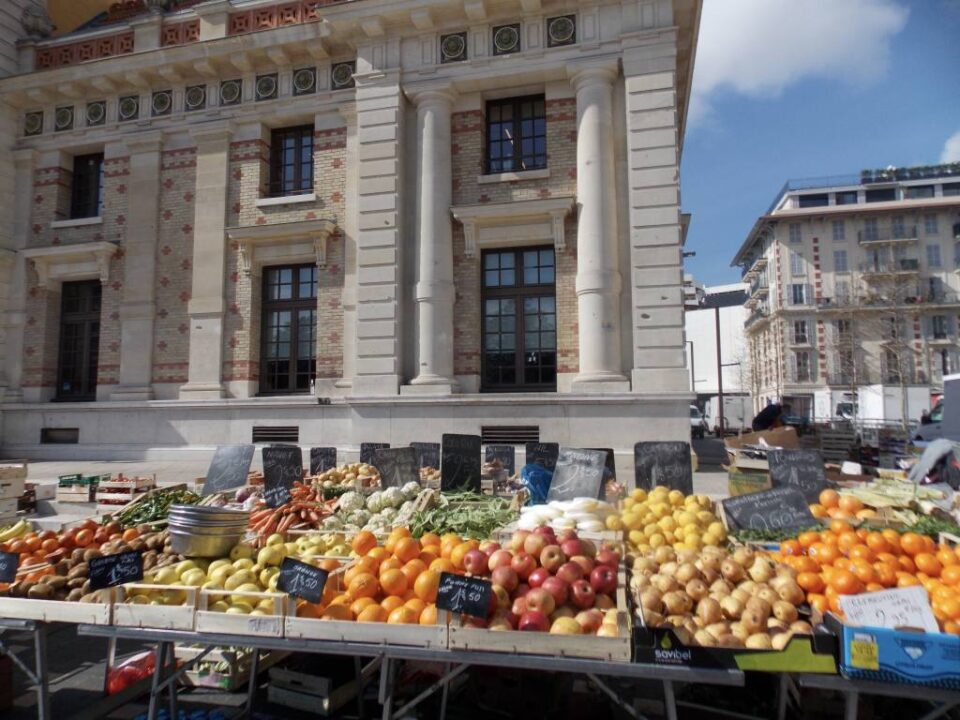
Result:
[95, 475, 157, 512]
[0, 461, 27, 525]
[56, 473, 107, 503]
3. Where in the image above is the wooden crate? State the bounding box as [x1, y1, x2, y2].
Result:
[0, 477, 25, 500]
[820, 429, 856, 464]
[112, 584, 197, 631]
[55, 485, 95, 503]
[0, 594, 112, 624]
[194, 589, 286, 638]
[177, 646, 288, 691]
[493, 520, 622, 546]
[267, 666, 367, 716]
[0, 461, 27, 481]
[95, 476, 156, 508]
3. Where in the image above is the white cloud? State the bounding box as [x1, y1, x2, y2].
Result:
[690, 0, 909, 126]
[942, 130, 960, 163]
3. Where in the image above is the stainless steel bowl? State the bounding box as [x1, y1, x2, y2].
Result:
[168, 528, 244, 557]
[167, 522, 247, 535]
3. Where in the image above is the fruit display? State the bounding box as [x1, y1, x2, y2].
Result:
[408, 492, 517, 540]
[108, 487, 201, 527]
[630, 545, 811, 649]
[613, 486, 727, 554]
[515, 497, 617, 534]
[811, 486, 960, 530]
[771, 521, 960, 635]
[309, 463, 380, 489]
[0, 518, 31, 543]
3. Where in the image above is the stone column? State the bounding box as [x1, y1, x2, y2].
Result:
[570, 63, 629, 392]
[334, 106, 358, 392]
[112, 134, 162, 401]
[179, 123, 232, 400]
[406, 87, 456, 394]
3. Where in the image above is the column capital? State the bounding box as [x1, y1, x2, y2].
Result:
[407, 83, 457, 109]
[125, 131, 165, 155]
[190, 122, 234, 147]
[568, 59, 619, 91]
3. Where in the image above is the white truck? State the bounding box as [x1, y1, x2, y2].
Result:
[913, 374, 960, 442]
[813, 389, 857, 424]
[856, 384, 931, 427]
[703, 395, 751, 436]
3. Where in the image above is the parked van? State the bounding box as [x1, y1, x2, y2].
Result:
[914, 374, 960, 442]
[703, 395, 751, 436]
[689, 405, 705, 439]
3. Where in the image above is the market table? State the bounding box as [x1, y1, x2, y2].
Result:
[0, 618, 50, 720]
[795, 673, 960, 720]
[78, 624, 745, 720]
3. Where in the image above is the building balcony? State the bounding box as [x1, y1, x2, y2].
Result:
[859, 258, 920, 276]
[928, 334, 956, 346]
[742, 256, 768, 281]
[858, 226, 918, 245]
[744, 307, 770, 329]
[749, 279, 769, 299]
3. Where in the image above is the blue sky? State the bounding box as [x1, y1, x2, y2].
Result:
[680, 0, 960, 286]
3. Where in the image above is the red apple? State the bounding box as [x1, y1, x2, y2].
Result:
[524, 588, 556, 616]
[491, 584, 511, 611]
[570, 579, 596, 609]
[487, 549, 513, 572]
[514, 583, 530, 598]
[527, 567, 551, 589]
[518, 610, 550, 632]
[580, 539, 597, 558]
[594, 593, 615, 610]
[539, 545, 566, 574]
[464, 549, 489, 576]
[541, 576, 569, 607]
[561, 538, 586, 558]
[491, 565, 519, 593]
[595, 549, 621, 570]
[556, 561, 583, 584]
[511, 596, 528, 617]
[533, 525, 557, 541]
[510, 552, 536, 581]
[508, 530, 530, 553]
[570, 555, 595, 576]
[488, 611, 513, 631]
[575, 608, 604, 634]
[479, 540, 500, 557]
[464, 616, 488, 629]
[523, 533, 548, 557]
[590, 565, 617, 595]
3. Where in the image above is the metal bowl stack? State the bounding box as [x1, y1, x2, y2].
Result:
[167, 505, 249, 557]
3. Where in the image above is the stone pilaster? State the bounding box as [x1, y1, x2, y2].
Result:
[622, 34, 689, 393]
[569, 62, 629, 393]
[112, 134, 162, 401]
[179, 123, 232, 400]
[405, 86, 457, 395]
[333, 105, 358, 393]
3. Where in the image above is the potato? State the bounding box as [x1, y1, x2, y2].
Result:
[730, 588, 750, 605]
[772, 632, 793, 651]
[745, 597, 772, 621]
[697, 597, 723, 626]
[729, 621, 749, 642]
[66, 588, 84, 602]
[27, 584, 54, 600]
[686, 578, 709, 602]
[748, 557, 776, 584]
[718, 634, 745, 648]
[757, 587, 780, 607]
[732, 547, 755, 568]
[640, 588, 664, 614]
[776, 581, 805, 606]
[741, 608, 767, 635]
[789, 621, 813, 635]
[721, 558, 746, 584]
[42, 576, 68, 591]
[745, 633, 773, 650]
[83, 549, 103, 562]
[675, 563, 700, 585]
[694, 629, 718, 647]
[709, 579, 733, 597]
[773, 601, 799, 624]
[720, 595, 744, 620]
[67, 563, 89, 581]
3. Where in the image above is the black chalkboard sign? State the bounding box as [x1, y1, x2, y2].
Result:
[310, 447, 337, 475]
[0, 550, 18, 583]
[374, 447, 420, 488]
[441, 434, 482, 492]
[634, 442, 693, 495]
[278, 557, 329, 604]
[525, 442, 559, 472]
[436, 571, 491, 618]
[262, 445, 303, 508]
[484, 445, 516, 475]
[768, 449, 828, 503]
[547, 448, 608, 502]
[360, 443, 389, 465]
[202, 445, 255, 495]
[89, 550, 143, 590]
[589, 448, 617, 483]
[721, 487, 817, 533]
[410, 442, 441, 470]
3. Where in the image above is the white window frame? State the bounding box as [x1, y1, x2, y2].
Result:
[833, 249, 848, 273]
[927, 244, 942, 269]
[790, 250, 805, 277]
[789, 223, 802, 243]
[831, 220, 845, 241]
[924, 214, 938, 235]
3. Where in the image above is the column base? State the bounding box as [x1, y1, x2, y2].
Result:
[110, 385, 155, 402]
[571, 372, 630, 394]
[400, 382, 458, 397]
[631, 368, 693, 395]
[351, 374, 401, 397]
[178, 383, 226, 400]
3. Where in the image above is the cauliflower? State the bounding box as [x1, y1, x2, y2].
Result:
[348, 509, 372, 527]
[401, 482, 421, 501]
[379, 506, 396, 521]
[338, 491, 365, 513]
[382, 487, 404, 509]
[366, 491, 384, 513]
[322, 516, 343, 531]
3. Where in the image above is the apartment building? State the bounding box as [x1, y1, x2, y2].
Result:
[0, 0, 700, 460]
[731, 164, 960, 418]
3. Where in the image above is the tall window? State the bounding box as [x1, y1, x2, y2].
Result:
[863, 218, 879, 241]
[486, 96, 546, 173]
[795, 351, 812, 382]
[927, 244, 942, 269]
[835, 319, 851, 340]
[57, 280, 101, 401]
[788, 223, 802, 243]
[789, 284, 808, 306]
[70, 153, 104, 219]
[793, 320, 808, 344]
[835, 280, 850, 304]
[833, 250, 848, 273]
[925, 214, 939, 235]
[268, 125, 314, 197]
[931, 315, 948, 340]
[790, 251, 804, 276]
[260, 265, 317, 394]
[482, 247, 556, 391]
[891, 216, 906, 238]
[832, 220, 845, 241]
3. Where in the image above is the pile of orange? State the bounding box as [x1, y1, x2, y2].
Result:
[293, 527, 476, 625]
[809, 489, 877, 522]
[770, 519, 960, 635]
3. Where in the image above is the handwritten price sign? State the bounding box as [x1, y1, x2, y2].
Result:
[436, 572, 491, 618]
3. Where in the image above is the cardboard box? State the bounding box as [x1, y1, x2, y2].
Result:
[824, 613, 960, 689]
[726, 469, 771, 497]
[724, 426, 800, 452]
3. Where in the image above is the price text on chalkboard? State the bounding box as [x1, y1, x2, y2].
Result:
[589, 447, 617, 484]
[360, 443, 389, 465]
[484, 445, 516, 475]
[721, 487, 816, 533]
[436, 572, 492, 618]
[203, 445, 255, 495]
[262, 445, 303, 508]
[0, 550, 18, 583]
[89, 550, 144, 590]
[634, 442, 693, 495]
[278, 557, 329, 604]
[310, 447, 337, 475]
[767, 449, 828, 503]
[525, 442, 559, 472]
[547, 448, 607, 502]
[374, 447, 421, 488]
[410, 442, 441, 470]
[441, 434, 482, 492]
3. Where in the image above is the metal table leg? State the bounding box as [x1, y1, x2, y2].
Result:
[844, 689, 858, 720]
[776, 673, 789, 720]
[147, 642, 168, 720]
[244, 648, 260, 719]
[662, 680, 678, 720]
[34, 622, 50, 720]
[439, 662, 451, 720]
[166, 642, 178, 720]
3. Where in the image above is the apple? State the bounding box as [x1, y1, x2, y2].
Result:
[575, 608, 604, 634]
[596, 623, 619, 637]
[527, 567, 551, 589]
[487, 549, 513, 573]
[524, 588, 556, 617]
[464, 616, 488, 629]
[594, 593, 615, 610]
[550, 616, 582, 635]
[479, 540, 500, 557]
[560, 538, 585, 558]
[491, 584, 511, 611]
[539, 545, 566, 574]
[570, 579, 596, 609]
[518, 610, 550, 632]
[488, 612, 513, 631]
[541, 576, 570, 607]
[464, 549, 489, 576]
[514, 583, 530, 598]
[557, 528, 579, 544]
[491, 565, 519, 593]
[508, 530, 530, 553]
[511, 596, 528, 617]
[595, 549, 621, 570]
[533, 525, 557, 541]
[550, 606, 575, 622]
[570, 555, 595, 576]
[556, 561, 583, 584]
[580, 539, 597, 559]
[511, 552, 536, 581]
[590, 565, 617, 595]
[523, 533, 548, 557]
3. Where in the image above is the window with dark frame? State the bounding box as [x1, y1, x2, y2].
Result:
[268, 125, 314, 197]
[260, 265, 317, 394]
[482, 247, 557, 391]
[486, 95, 547, 174]
[57, 280, 101, 401]
[70, 153, 104, 219]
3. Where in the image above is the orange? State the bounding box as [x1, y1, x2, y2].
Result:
[939, 599, 960, 622]
[419, 549, 439, 566]
[810, 504, 828, 519]
[807, 593, 828, 615]
[937, 548, 958, 568]
[352, 531, 378, 556]
[404, 598, 427, 617]
[828, 520, 854, 536]
[401, 559, 428, 586]
[318, 558, 342, 573]
[819, 489, 840, 509]
[420, 532, 441, 548]
[829, 569, 864, 596]
[855, 528, 869, 542]
[838, 496, 863, 515]
[795, 556, 821, 574]
[923, 535, 937, 554]
[296, 601, 320, 619]
[387, 606, 418, 624]
[833, 558, 855, 574]
[941, 565, 960, 587]
[24, 536, 41, 553]
[797, 531, 820, 549]
[848, 545, 875, 563]
[394, 537, 422, 564]
[875, 563, 898, 588]
[74, 529, 93, 548]
[851, 560, 877, 585]
[40, 538, 59, 554]
[121, 528, 140, 542]
[414, 569, 441, 602]
[809, 543, 839, 565]
[865, 582, 885, 593]
[321, 603, 353, 621]
[915, 553, 943, 578]
[896, 574, 921, 588]
[837, 533, 860, 556]
[378, 557, 403, 576]
[380, 569, 408, 597]
[349, 597, 376, 617]
[945, 621, 960, 636]
[822, 532, 840, 548]
[429, 557, 456, 574]
[781, 540, 802, 557]
[876, 552, 898, 566]
[380, 595, 406, 614]
[881, 529, 902, 554]
[348, 572, 379, 599]
[897, 556, 917, 574]
[797, 572, 825, 594]
[900, 533, 926, 557]
[367, 546, 390, 565]
[357, 605, 388, 623]
[420, 604, 439, 626]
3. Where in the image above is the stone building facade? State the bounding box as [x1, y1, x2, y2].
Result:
[0, 0, 700, 464]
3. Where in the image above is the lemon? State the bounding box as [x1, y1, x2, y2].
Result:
[648, 533, 665, 548]
[626, 514, 645, 531]
[605, 515, 624, 531]
[657, 516, 677, 533]
[662, 530, 676, 544]
[631, 488, 648, 503]
[628, 530, 645, 547]
[623, 497, 636, 511]
[676, 511, 697, 528]
[620, 511, 637, 529]
[701, 533, 718, 547]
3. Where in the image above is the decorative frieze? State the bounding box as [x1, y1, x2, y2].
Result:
[35, 32, 135, 71]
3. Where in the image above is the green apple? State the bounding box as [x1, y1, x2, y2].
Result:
[225, 602, 253, 615]
[265, 534, 284, 547]
[210, 600, 230, 612]
[232, 558, 255, 571]
[155, 567, 179, 585]
[209, 565, 234, 586]
[258, 547, 283, 567]
[229, 544, 254, 561]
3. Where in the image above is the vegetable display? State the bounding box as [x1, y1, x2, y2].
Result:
[248, 484, 339, 539]
[107, 487, 201, 528]
[516, 498, 616, 534]
[324, 483, 424, 535]
[408, 492, 516, 540]
[310, 463, 380, 489]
